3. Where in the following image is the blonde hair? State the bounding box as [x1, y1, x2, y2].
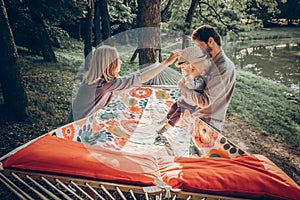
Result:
[85, 45, 119, 85]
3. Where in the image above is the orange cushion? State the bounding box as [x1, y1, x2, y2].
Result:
[2, 135, 299, 199]
[161, 155, 300, 199]
[2, 134, 158, 186]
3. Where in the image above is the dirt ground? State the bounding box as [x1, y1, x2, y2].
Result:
[0, 116, 299, 198]
[222, 116, 300, 185]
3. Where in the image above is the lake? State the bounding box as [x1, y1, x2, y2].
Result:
[227, 40, 300, 94]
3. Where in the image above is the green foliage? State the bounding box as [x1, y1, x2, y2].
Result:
[167, 0, 190, 31]
[166, 0, 284, 36]
[38, 0, 85, 25]
[108, 0, 137, 33]
[193, 0, 245, 34]
[277, 0, 300, 21]
[244, 0, 280, 26]
[5, 0, 85, 52]
[228, 27, 300, 49]
[167, 0, 248, 36]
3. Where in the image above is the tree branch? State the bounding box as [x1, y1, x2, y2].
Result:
[199, 1, 239, 34]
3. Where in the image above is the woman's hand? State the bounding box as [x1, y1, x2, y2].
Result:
[163, 50, 181, 66]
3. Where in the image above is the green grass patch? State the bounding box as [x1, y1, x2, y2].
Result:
[228, 70, 300, 147]
[238, 27, 300, 41]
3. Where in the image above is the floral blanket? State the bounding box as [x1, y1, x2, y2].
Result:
[50, 86, 245, 159]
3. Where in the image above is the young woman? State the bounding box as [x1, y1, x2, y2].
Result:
[68, 45, 177, 123]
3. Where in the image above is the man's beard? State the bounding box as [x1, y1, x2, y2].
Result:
[206, 44, 213, 56]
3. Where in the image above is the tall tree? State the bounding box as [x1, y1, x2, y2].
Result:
[83, 0, 93, 70]
[182, 0, 199, 48]
[23, 0, 57, 62]
[99, 0, 111, 44]
[161, 0, 173, 22]
[0, 0, 28, 120]
[137, 0, 161, 66]
[94, 0, 101, 46]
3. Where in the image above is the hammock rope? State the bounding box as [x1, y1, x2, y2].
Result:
[70, 181, 94, 200]
[41, 176, 73, 200]
[55, 178, 84, 200]
[116, 186, 127, 200]
[11, 172, 48, 200]
[100, 184, 115, 200]
[146, 67, 182, 85]
[0, 173, 29, 200]
[1, 169, 250, 199]
[85, 182, 106, 200]
[26, 175, 60, 200]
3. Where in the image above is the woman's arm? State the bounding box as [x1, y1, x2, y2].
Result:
[110, 52, 178, 92]
[140, 52, 178, 83]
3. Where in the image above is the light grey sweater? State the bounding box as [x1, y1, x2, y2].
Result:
[178, 50, 236, 131]
[68, 62, 169, 122]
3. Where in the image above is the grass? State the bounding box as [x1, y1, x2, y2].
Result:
[0, 29, 299, 157]
[238, 27, 300, 41]
[227, 70, 300, 146]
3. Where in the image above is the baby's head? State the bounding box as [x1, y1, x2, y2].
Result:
[177, 46, 212, 78]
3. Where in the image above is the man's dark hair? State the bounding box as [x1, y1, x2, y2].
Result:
[191, 25, 222, 46]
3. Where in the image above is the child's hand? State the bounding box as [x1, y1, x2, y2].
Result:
[177, 79, 184, 89]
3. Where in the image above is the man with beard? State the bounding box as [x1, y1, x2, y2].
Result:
[183, 24, 236, 132]
[154, 25, 235, 147]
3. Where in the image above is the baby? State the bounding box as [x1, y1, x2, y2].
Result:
[155, 46, 212, 145]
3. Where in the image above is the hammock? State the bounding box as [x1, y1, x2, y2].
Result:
[1, 75, 299, 199]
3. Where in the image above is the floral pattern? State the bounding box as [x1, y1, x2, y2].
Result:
[106, 120, 120, 126]
[107, 125, 130, 139]
[97, 112, 120, 121]
[129, 87, 152, 98]
[103, 100, 126, 111]
[62, 124, 75, 141]
[122, 97, 138, 107]
[92, 120, 104, 134]
[52, 86, 245, 159]
[128, 106, 143, 115]
[155, 90, 170, 100]
[121, 120, 139, 132]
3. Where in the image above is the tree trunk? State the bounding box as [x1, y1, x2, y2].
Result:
[137, 0, 161, 67]
[83, 0, 93, 70]
[161, 0, 173, 22]
[23, 0, 57, 62]
[0, 0, 28, 120]
[182, 0, 199, 48]
[93, 0, 101, 47]
[99, 0, 112, 45]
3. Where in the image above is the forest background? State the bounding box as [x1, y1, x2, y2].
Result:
[0, 0, 299, 198]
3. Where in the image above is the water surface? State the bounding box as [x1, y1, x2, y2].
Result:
[229, 41, 300, 94]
